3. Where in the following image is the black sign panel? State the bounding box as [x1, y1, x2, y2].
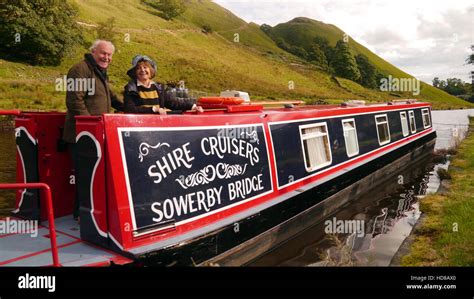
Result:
[119, 125, 272, 231]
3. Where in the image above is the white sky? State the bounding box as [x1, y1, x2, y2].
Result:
[214, 0, 474, 84]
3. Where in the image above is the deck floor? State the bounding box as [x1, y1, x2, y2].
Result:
[0, 216, 132, 266]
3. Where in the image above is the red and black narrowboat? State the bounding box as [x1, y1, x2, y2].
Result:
[0, 99, 436, 266]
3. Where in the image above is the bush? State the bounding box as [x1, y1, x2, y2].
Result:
[144, 0, 186, 20]
[437, 168, 451, 180]
[96, 17, 118, 44]
[201, 24, 213, 34]
[0, 0, 83, 66]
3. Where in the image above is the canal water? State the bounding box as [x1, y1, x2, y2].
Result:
[0, 109, 473, 265]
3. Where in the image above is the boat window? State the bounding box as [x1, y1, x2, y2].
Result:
[409, 110, 416, 133]
[421, 108, 431, 128]
[400, 112, 409, 137]
[375, 114, 391, 145]
[342, 119, 359, 157]
[299, 122, 332, 172]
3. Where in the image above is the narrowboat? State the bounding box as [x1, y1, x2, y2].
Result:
[0, 99, 436, 266]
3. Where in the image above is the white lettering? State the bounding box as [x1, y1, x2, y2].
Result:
[18, 273, 55, 293]
[151, 187, 223, 222]
[228, 174, 264, 201]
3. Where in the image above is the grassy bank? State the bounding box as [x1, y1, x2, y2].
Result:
[401, 117, 474, 266]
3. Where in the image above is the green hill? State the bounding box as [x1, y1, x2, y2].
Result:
[0, 0, 471, 111]
[269, 17, 470, 109]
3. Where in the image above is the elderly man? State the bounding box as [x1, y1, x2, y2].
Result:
[63, 39, 123, 220]
[63, 39, 123, 143]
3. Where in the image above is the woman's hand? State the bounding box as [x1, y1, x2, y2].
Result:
[152, 105, 167, 115]
[191, 104, 204, 113]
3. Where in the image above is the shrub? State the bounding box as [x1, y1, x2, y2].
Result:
[201, 24, 213, 34]
[0, 0, 83, 65]
[143, 0, 186, 20]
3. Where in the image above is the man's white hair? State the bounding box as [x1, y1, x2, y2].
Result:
[89, 40, 115, 53]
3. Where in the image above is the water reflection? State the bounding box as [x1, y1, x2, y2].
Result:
[250, 154, 434, 266]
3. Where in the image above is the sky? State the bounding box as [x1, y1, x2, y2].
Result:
[214, 0, 474, 84]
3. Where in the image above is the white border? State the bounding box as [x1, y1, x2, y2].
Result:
[409, 110, 416, 133]
[117, 123, 274, 233]
[421, 108, 431, 129]
[375, 114, 391, 146]
[267, 106, 425, 126]
[11, 127, 36, 213]
[76, 131, 108, 238]
[341, 118, 359, 157]
[299, 122, 332, 172]
[400, 111, 409, 137]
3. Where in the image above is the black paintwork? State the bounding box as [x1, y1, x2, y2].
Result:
[137, 131, 436, 266]
[15, 130, 40, 220]
[120, 126, 271, 232]
[77, 134, 108, 247]
[270, 107, 431, 187]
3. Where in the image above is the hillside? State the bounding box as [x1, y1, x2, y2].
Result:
[268, 17, 470, 108]
[0, 0, 471, 111]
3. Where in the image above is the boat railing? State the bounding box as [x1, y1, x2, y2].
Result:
[0, 182, 61, 267]
[0, 110, 21, 116]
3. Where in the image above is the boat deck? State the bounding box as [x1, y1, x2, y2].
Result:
[0, 216, 132, 266]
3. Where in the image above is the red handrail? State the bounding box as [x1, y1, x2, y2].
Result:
[0, 110, 21, 116]
[0, 183, 60, 267]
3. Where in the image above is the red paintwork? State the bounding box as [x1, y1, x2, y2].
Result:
[75, 102, 432, 252]
[0, 110, 21, 116]
[9, 102, 432, 257]
[14, 113, 75, 219]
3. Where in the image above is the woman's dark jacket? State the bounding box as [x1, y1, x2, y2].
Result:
[123, 80, 195, 114]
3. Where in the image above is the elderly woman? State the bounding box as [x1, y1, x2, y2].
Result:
[123, 55, 202, 114]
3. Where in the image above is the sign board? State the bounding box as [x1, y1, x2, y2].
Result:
[118, 124, 272, 233]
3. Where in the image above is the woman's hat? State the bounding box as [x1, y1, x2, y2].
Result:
[126, 54, 157, 79]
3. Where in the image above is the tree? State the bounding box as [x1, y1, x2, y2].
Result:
[96, 17, 118, 44]
[432, 77, 441, 88]
[274, 37, 290, 52]
[467, 45, 474, 94]
[289, 45, 308, 60]
[433, 77, 469, 96]
[332, 40, 360, 82]
[466, 45, 474, 64]
[308, 44, 328, 69]
[444, 78, 468, 96]
[355, 54, 377, 89]
[313, 36, 335, 66]
[144, 0, 186, 20]
[0, 0, 83, 65]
